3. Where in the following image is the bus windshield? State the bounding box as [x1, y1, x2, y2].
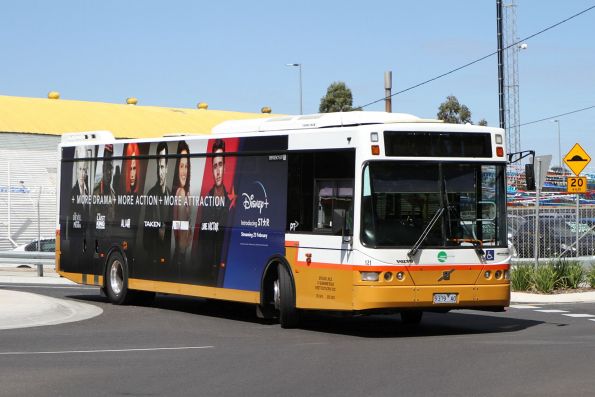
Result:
[361, 161, 507, 249]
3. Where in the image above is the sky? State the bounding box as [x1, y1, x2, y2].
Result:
[1, 0, 594, 169]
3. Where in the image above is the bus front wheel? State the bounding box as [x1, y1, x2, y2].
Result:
[105, 252, 131, 305]
[275, 265, 300, 328]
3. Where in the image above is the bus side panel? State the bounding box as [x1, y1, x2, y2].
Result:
[286, 237, 354, 311]
[220, 136, 288, 291]
[60, 136, 288, 298]
[59, 145, 94, 276]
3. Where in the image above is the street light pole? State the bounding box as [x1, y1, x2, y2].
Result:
[286, 63, 303, 115]
[554, 119, 561, 169]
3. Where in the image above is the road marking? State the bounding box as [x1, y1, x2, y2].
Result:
[589, 319, 595, 322]
[0, 346, 214, 356]
[509, 305, 541, 309]
[534, 309, 569, 313]
[561, 314, 595, 318]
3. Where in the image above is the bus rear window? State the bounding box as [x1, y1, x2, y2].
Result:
[384, 131, 492, 158]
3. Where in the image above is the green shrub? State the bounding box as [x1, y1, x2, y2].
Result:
[587, 265, 595, 289]
[565, 261, 585, 289]
[511, 264, 534, 291]
[553, 260, 569, 289]
[533, 263, 557, 293]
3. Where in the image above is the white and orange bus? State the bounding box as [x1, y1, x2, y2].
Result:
[57, 111, 510, 328]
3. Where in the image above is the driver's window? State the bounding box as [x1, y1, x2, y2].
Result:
[286, 150, 355, 234]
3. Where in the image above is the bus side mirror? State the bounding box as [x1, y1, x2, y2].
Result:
[332, 209, 352, 243]
[332, 209, 346, 236]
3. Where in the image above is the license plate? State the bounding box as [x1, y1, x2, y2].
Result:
[433, 293, 458, 304]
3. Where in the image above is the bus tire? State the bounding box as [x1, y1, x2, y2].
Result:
[277, 264, 300, 328]
[257, 263, 277, 320]
[105, 252, 131, 305]
[401, 310, 423, 325]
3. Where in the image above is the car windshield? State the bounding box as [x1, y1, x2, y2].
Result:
[544, 220, 594, 237]
[361, 161, 507, 248]
[25, 239, 56, 252]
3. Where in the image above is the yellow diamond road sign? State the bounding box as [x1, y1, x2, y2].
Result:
[564, 143, 591, 176]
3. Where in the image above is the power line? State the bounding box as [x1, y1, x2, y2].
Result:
[515, 105, 595, 128]
[356, 4, 595, 110]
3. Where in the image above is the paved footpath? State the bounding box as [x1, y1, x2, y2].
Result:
[1, 265, 594, 330]
[0, 266, 102, 330]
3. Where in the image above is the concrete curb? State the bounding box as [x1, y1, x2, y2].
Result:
[511, 291, 595, 304]
[0, 289, 103, 330]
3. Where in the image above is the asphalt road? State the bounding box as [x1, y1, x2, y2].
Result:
[1, 284, 595, 397]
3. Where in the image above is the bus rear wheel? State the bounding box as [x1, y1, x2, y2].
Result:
[274, 265, 300, 328]
[105, 252, 131, 305]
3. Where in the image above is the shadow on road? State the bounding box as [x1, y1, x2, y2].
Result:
[298, 311, 541, 338]
[68, 292, 542, 338]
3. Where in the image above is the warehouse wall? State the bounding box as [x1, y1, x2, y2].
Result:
[0, 133, 60, 251]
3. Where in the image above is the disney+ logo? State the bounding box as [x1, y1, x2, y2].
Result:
[242, 181, 270, 214]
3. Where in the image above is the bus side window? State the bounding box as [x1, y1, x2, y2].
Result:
[286, 150, 355, 234]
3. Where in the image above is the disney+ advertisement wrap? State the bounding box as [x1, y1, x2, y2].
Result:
[59, 136, 287, 291]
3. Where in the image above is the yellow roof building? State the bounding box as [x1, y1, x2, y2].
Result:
[0, 95, 270, 138]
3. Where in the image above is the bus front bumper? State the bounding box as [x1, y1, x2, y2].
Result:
[352, 284, 510, 311]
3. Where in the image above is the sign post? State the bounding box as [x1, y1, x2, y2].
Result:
[533, 155, 551, 266]
[564, 143, 591, 257]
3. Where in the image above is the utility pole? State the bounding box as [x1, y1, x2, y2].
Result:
[384, 71, 392, 113]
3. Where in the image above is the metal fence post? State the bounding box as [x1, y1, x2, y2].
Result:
[534, 158, 541, 267]
[576, 193, 580, 257]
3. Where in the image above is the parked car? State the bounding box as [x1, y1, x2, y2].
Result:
[512, 216, 595, 258]
[507, 214, 526, 257]
[13, 238, 56, 253]
[507, 214, 525, 240]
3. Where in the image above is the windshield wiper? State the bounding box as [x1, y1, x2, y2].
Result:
[407, 207, 445, 259]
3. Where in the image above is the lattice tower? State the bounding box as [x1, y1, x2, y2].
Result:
[504, 1, 521, 154]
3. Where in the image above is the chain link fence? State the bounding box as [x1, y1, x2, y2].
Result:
[508, 205, 595, 260]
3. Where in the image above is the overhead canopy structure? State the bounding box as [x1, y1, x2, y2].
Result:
[0, 95, 271, 138]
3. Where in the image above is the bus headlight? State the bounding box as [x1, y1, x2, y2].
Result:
[383, 272, 393, 281]
[361, 272, 380, 282]
[484, 271, 491, 279]
[396, 272, 405, 281]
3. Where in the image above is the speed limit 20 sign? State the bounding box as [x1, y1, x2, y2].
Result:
[567, 176, 587, 193]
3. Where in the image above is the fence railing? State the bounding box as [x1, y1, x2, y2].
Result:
[0, 251, 55, 276]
